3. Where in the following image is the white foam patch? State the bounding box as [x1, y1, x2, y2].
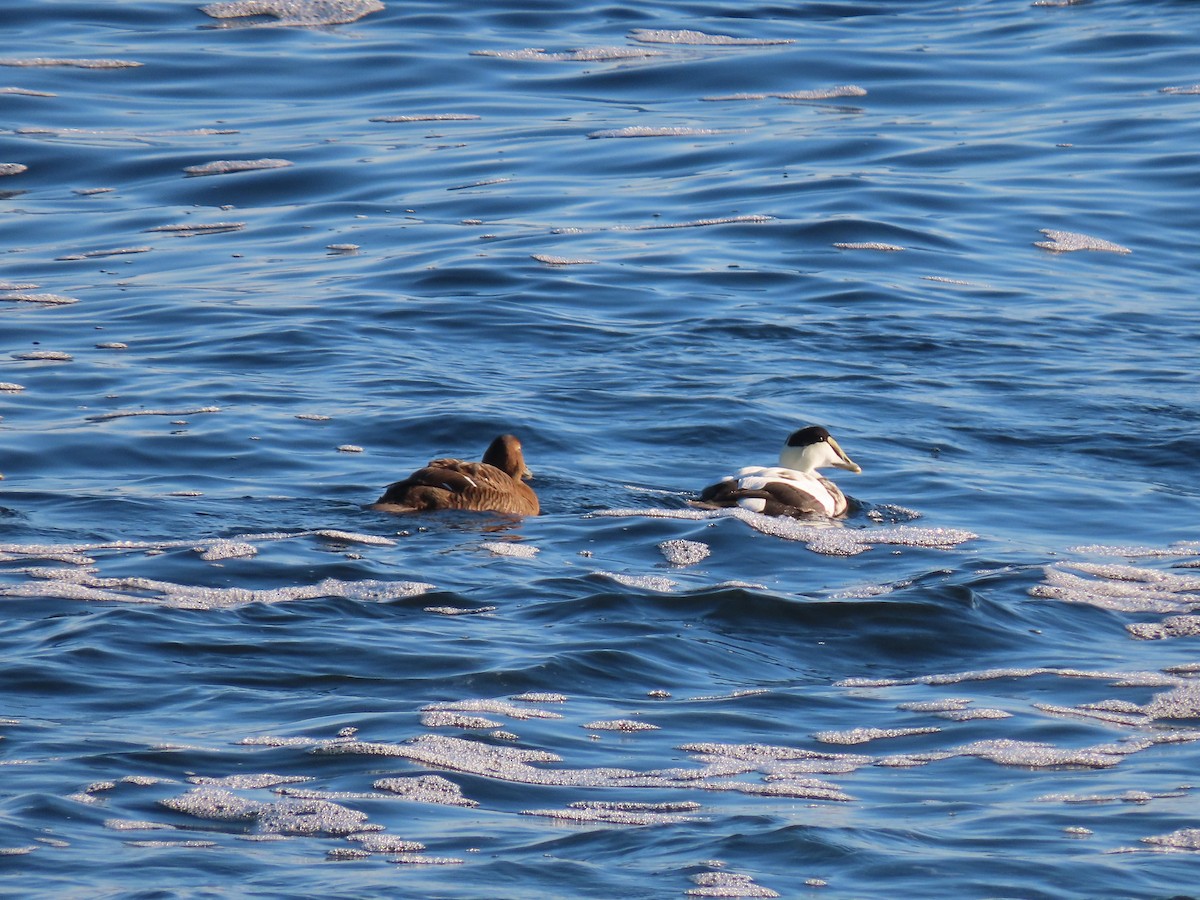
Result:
[1034, 228, 1131, 254]
[1032, 559, 1200, 638]
[328, 847, 369, 860]
[348, 833, 425, 852]
[828, 581, 903, 600]
[596, 571, 679, 592]
[471, 47, 662, 62]
[690, 689, 771, 702]
[313, 529, 396, 546]
[480, 541, 539, 559]
[372, 775, 478, 807]
[420, 711, 503, 729]
[934, 707, 1012, 721]
[531, 254, 596, 266]
[370, 113, 479, 122]
[188, 774, 311, 789]
[316, 731, 855, 800]
[1060, 561, 1200, 593]
[511, 692, 567, 703]
[1, 529, 394, 564]
[923, 275, 990, 288]
[183, 159, 293, 176]
[706, 778, 853, 802]
[582, 719, 659, 732]
[1041, 789, 1189, 806]
[1032, 570, 1193, 614]
[588, 126, 728, 139]
[1161, 84, 1200, 95]
[628, 28, 793, 46]
[658, 539, 711, 567]
[0, 382, 25, 392]
[0, 57, 142, 68]
[958, 738, 1152, 770]
[421, 699, 562, 720]
[424, 606, 496, 616]
[1128, 619, 1200, 643]
[1, 292, 78, 305]
[315, 734, 687, 788]
[198, 541, 258, 562]
[704, 85, 866, 101]
[277, 789, 379, 802]
[595, 507, 975, 555]
[1142, 681, 1200, 720]
[390, 854, 464, 865]
[776, 86, 867, 99]
[159, 787, 262, 822]
[201, 0, 384, 27]
[256, 798, 375, 836]
[624, 215, 772, 231]
[275, 788, 390, 801]
[838, 665, 1179, 689]
[813, 726, 941, 745]
[161, 786, 380, 837]
[833, 241, 904, 251]
[104, 818, 174, 831]
[676, 742, 869, 789]
[3, 562, 429, 609]
[687, 870, 782, 898]
[1140, 828, 1200, 851]
[897, 698, 967, 712]
[522, 800, 702, 826]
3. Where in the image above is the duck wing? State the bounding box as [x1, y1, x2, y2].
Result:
[375, 458, 538, 515]
[696, 477, 830, 517]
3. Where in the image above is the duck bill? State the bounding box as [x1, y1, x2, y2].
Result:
[522, 465, 534, 480]
[829, 438, 862, 473]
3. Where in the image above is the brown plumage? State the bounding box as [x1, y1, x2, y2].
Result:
[370, 433, 539, 516]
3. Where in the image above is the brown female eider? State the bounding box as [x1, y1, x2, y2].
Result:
[371, 433, 539, 516]
[693, 425, 861, 517]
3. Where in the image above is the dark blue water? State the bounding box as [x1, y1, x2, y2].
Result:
[3, 1, 1200, 896]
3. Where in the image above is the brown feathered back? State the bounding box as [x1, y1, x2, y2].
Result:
[371, 434, 539, 516]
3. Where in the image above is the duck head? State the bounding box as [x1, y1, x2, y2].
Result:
[778, 425, 861, 475]
[483, 433, 533, 481]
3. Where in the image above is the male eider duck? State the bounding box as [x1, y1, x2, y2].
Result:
[694, 425, 861, 517]
[371, 433, 539, 516]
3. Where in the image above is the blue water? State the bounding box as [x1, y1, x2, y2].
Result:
[3, 1, 1200, 896]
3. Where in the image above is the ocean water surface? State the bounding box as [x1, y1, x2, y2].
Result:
[3, 1, 1200, 896]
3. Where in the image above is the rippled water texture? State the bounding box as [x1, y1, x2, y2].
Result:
[3, 1, 1200, 897]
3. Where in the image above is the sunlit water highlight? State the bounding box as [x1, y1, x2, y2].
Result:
[3, 1, 1200, 897]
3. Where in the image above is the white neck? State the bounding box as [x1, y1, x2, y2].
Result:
[779, 441, 844, 474]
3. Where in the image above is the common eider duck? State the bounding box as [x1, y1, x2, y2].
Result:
[371, 433, 539, 516]
[694, 425, 861, 517]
